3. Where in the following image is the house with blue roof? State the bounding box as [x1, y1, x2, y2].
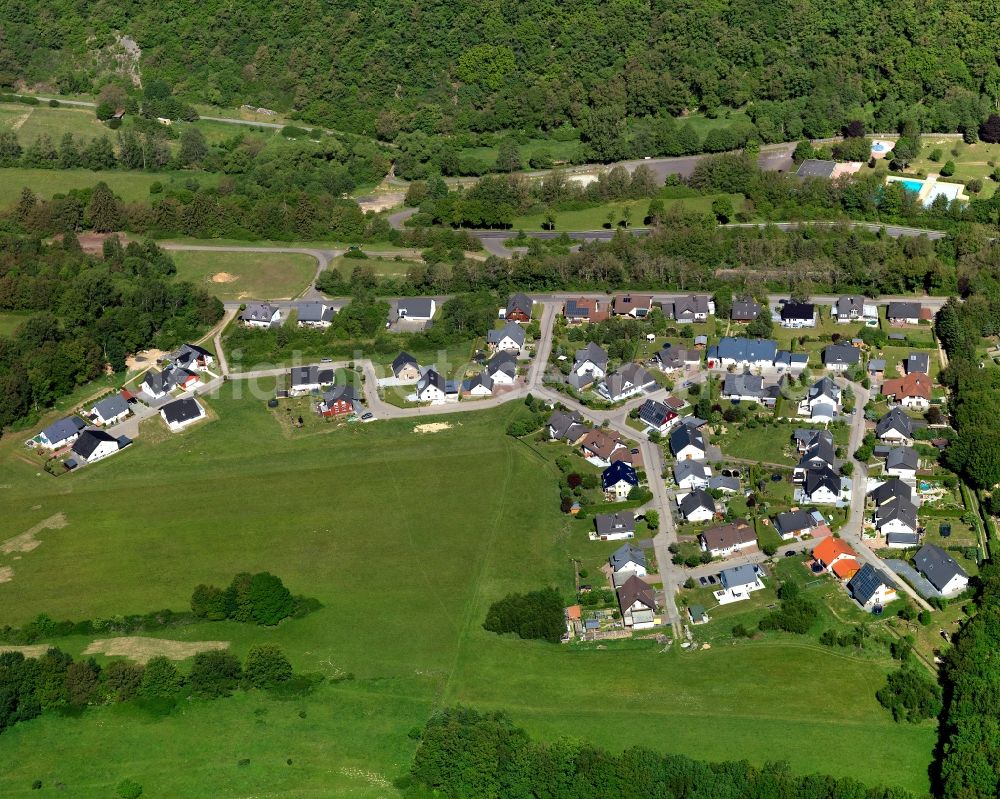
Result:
[38, 416, 87, 449]
[714, 564, 765, 605]
[602, 461, 638, 500]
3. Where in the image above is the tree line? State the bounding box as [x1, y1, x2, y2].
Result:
[0, 233, 222, 430]
[404, 706, 916, 799]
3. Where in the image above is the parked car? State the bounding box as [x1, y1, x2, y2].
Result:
[784, 550, 796, 557]
[361, 412, 374, 421]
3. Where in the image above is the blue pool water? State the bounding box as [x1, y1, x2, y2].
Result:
[898, 179, 924, 193]
[872, 142, 887, 152]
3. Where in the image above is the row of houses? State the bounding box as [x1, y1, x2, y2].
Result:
[563, 294, 715, 324]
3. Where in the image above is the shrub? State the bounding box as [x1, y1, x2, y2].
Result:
[966, 178, 983, 193]
[940, 160, 956, 177]
[483, 588, 565, 643]
[243, 645, 293, 689]
[116, 779, 143, 799]
[876, 666, 942, 723]
[188, 650, 243, 698]
[139, 656, 181, 698]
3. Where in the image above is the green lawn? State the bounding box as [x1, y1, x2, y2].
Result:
[329, 254, 423, 279]
[0, 167, 207, 208]
[0, 310, 31, 337]
[0, 102, 109, 142]
[510, 194, 744, 232]
[716, 419, 800, 466]
[906, 137, 1000, 200]
[171, 250, 318, 300]
[0, 385, 935, 797]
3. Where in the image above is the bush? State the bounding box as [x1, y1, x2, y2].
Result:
[940, 160, 956, 177]
[243, 645, 293, 689]
[966, 178, 983, 193]
[483, 588, 565, 643]
[139, 656, 181, 698]
[876, 666, 942, 723]
[116, 779, 143, 799]
[188, 650, 243, 698]
[918, 610, 932, 626]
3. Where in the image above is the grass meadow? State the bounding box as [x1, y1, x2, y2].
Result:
[509, 193, 743, 232]
[170, 250, 318, 301]
[0, 383, 935, 797]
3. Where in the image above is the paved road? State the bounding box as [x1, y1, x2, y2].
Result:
[837, 379, 933, 611]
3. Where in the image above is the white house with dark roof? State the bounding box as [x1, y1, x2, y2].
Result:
[798, 376, 841, 422]
[391, 352, 422, 382]
[485, 352, 517, 385]
[487, 321, 526, 353]
[674, 460, 711, 490]
[38, 416, 87, 449]
[597, 363, 657, 402]
[396, 298, 436, 322]
[618, 575, 657, 628]
[876, 407, 914, 444]
[886, 302, 922, 325]
[714, 564, 765, 605]
[707, 337, 778, 370]
[638, 399, 677, 434]
[779, 301, 816, 328]
[241, 302, 282, 328]
[798, 465, 847, 505]
[289, 365, 335, 395]
[848, 564, 898, 611]
[415, 368, 448, 403]
[594, 512, 636, 541]
[822, 344, 860, 372]
[602, 461, 639, 500]
[906, 352, 931, 374]
[571, 343, 608, 383]
[677, 489, 716, 522]
[722, 373, 773, 405]
[670, 423, 706, 461]
[914, 544, 969, 597]
[170, 343, 214, 371]
[731, 297, 761, 322]
[885, 447, 919, 480]
[90, 394, 130, 426]
[547, 410, 588, 444]
[296, 301, 335, 328]
[160, 398, 206, 431]
[609, 542, 646, 576]
[71, 429, 126, 463]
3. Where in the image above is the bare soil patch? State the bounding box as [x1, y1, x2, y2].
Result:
[0, 566, 13, 583]
[126, 348, 166, 370]
[83, 636, 230, 664]
[413, 422, 452, 434]
[211, 271, 238, 283]
[1, 512, 67, 555]
[0, 644, 49, 657]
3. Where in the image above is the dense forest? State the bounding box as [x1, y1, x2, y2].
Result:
[2, 1, 1000, 159]
[0, 234, 222, 428]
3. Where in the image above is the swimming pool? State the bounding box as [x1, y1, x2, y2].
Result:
[898, 179, 924, 193]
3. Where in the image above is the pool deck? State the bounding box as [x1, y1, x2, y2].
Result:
[886, 172, 969, 207]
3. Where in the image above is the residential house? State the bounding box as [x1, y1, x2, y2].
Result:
[674, 460, 711, 490]
[914, 544, 970, 597]
[396, 298, 436, 322]
[653, 345, 700, 372]
[602, 461, 639, 500]
[415, 369, 448, 403]
[296, 301, 335, 328]
[461, 373, 494, 397]
[547, 410, 588, 444]
[485, 351, 517, 386]
[240, 302, 281, 328]
[886, 532, 921, 548]
[799, 376, 841, 422]
[618, 575, 657, 629]
[793, 435, 836, 482]
[813, 537, 858, 574]
[569, 342, 609, 388]
[714, 564, 765, 605]
[670, 424, 706, 461]
[71, 429, 126, 464]
[882, 372, 932, 411]
[868, 359, 886, 380]
[870, 478, 919, 537]
[677, 489, 716, 523]
[581, 429, 627, 467]
[612, 293, 653, 318]
[708, 475, 740, 494]
[504, 293, 533, 323]
[170, 343, 214, 371]
[706, 337, 778, 370]
[487, 321, 526, 353]
[780, 301, 816, 328]
[391, 352, 422, 382]
[289, 365, 335, 395]
[823, 344, 861, 372]
[774, 508, 822, 540]
[90, 394, 130, 426]
[638, 399, 677, 434]
[609, 543, 647, 576]
[318, 385, 359, 417]
[886, 302, 922, 326]
[160, 398, 206, 431]
[774, 350, 810, 372]
[847, 563, 898, 611]
[142, 365, 200, 398]
[594, 512, 637, 541]
[833, 295, 866, 323]
[700, 519, 756, 558]
[38, 416, 86, 449]
[885, 447, 919, 480]
[597, 363, 657, 402]
[906, 353, 931, 374]
[563, 297, 609, 324]
[663, 294, 714, 323]
[722, 373, 767, 404]
[794, 428, 833, 452]
[876, 407, 914, 444]
[731, 297, 761, 322]
[800, 465, 844, 504]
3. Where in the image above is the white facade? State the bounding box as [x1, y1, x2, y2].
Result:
[714, 577, 765, 605]
[161, 403, 206, 431]
[606, 479, 635, 501]
[417, 384, 446, 403]
[674, 444, 706, 462]
[80, 439, 120, 462]
[676, 468, 711, 490]
[573, 359, 606, 380]
[91, 405, 129, 426]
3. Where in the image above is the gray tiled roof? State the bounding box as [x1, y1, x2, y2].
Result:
[914, 544, 968, 591]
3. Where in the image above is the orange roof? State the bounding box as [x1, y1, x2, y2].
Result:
[813, 536, 857, 566]
[832, 558, 861, 580]
[883, 371, 932, 401]
[565, 605, 581, 620]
